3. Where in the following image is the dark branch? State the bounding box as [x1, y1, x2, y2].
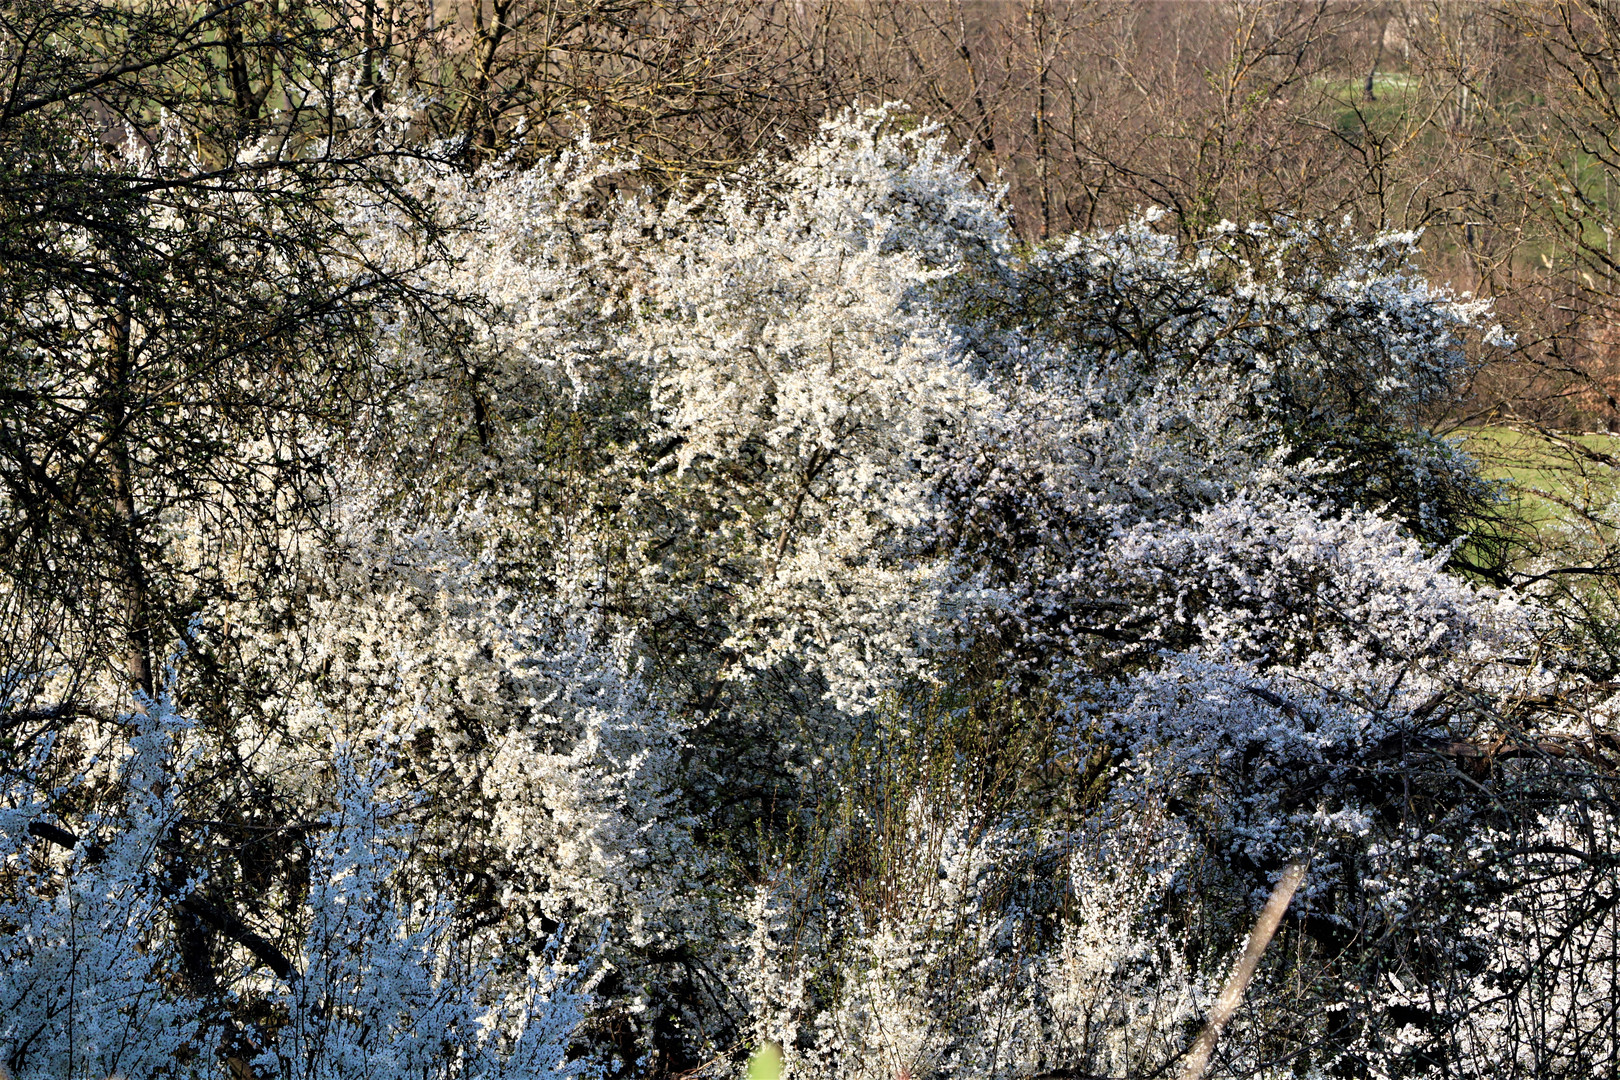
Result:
[26, 818, 297, 981]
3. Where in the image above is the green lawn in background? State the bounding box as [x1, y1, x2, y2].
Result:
[1456, 425, 1620, 536]
[1317, 71, 1422, 102]
[1312, 71, 1423, 138]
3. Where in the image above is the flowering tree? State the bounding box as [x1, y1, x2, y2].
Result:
[4, 86, 1618, 1080]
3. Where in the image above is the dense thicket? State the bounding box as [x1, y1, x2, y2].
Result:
[6, 4, 1620, 1080]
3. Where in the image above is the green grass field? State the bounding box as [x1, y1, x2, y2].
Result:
[1455, 426, 1620, 555]
[1316, 71, 1422, 104]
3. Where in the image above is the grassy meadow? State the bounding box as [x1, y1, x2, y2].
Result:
[1452, 425, 1620, 578]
